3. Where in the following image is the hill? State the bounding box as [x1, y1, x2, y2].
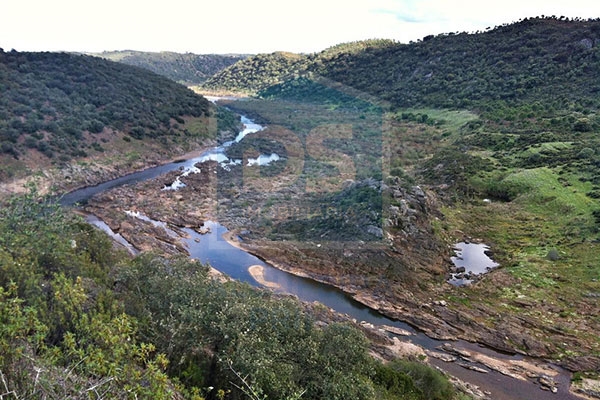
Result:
[309, 17, 600, 111]
[94, 50, 249, 85]
[204, 17, 600, 113]
[0, 50, 222, 190]
[200, 40, 395, 95]
[202, 51, 307, 94]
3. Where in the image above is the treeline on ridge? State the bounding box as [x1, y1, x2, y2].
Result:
[203, 17, 600, 113]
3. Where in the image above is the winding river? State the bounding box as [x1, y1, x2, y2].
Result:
[62, 115, 580, 400]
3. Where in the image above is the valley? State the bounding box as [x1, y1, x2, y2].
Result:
[1, 16, 600, 400]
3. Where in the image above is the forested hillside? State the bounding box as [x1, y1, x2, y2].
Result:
[202, 51, 306, 94]
[204, 17, 600, 113]
[95, 50, 249, 85]
[0, 50, 218, 185]
[310, 17, 600, 110]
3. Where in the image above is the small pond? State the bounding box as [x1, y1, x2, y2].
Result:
[449, 242, 499, 286]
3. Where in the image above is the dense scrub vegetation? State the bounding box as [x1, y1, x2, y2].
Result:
[0, 189, 457, 399]
[204, 18, 600, 113]
[95, 51, 249, 86]
[0, 50, 210, 162]
[312, 18, 600, 111]
[203, 52, 306, 94]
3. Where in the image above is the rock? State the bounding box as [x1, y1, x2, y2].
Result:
[360, 321, 375, 329]
[572, 378, 600, 399]
[399, 199, 410, 215]
[427, 350, 458, 362]
[457, 362, 489, 373]
[562, 355, 600, 372]
[440, 343, 472, 359]
[381, 325, 413, 336]
[412, 185, 426, 199]
[196, 226, 211, 234]
[538, 375, 557, 392]
[366, 225, 383, 238]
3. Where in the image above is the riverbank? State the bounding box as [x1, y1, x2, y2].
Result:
[0, 139, 222, 201]
[58, 109, 597, 399]
[223, 228, 592, 398]
[73, 157, 595, 399]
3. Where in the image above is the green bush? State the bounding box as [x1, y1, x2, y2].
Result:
[484, 178, 531, 201]
[373, 362, 422, 399]
[0, 189, 174, 398]
[387, 359, 455, 400]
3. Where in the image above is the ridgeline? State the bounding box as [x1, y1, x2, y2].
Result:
[93, 50, 249, 86]
[204, 17, 600, 112]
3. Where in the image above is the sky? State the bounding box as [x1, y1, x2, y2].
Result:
[2, 0, 600, 54]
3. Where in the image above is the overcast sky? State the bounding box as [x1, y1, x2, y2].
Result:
[2, 0, 599, 54]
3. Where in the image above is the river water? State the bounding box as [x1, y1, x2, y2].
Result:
[60, 116, 264, 205]
[62, 115, 580, 400]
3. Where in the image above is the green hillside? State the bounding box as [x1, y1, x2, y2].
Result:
[202, 51, 306, 94]
[94, 50, 249, 85]
[310, 17, 600, 110]
[0, 50, 217, 184]
[204, 17, 600, 113]
[206, 17, 600, 375]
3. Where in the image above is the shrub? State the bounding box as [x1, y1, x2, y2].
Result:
[373, 362, 422, 399]
[578, 147, 595, 159]
[485, 178, 530, 201]
[547, 248, 560, 261]
[387, 359, 455, 400]
[573, 119, 592, 132]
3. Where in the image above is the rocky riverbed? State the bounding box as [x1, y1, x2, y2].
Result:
[77, 150, 600, 398]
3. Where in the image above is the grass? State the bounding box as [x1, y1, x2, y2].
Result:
[504, 167, 596, 227]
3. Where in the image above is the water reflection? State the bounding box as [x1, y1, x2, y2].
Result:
[449, 242, 499, 286]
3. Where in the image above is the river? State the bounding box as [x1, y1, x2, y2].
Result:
[62, 114, 580, 400]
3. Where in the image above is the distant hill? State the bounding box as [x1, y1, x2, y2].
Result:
[94, 50, 249, 85]
[202, 51, 306, 94]
[201, 40, 394, 95]
[203, 18, 600, 111]
[0, 50, 212, 182]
